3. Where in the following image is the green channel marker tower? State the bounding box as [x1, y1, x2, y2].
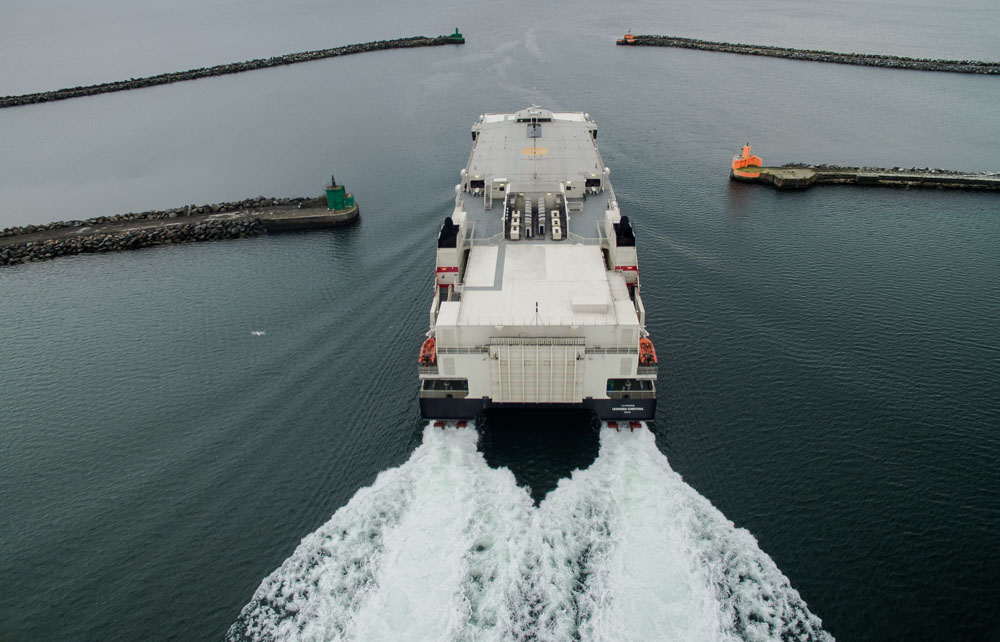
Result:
[446, 28, 464, 44]
[325, 175, 357, 213]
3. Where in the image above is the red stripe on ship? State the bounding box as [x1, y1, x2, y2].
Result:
[436, 266, 459, 273]
[615, 265, 638, 271]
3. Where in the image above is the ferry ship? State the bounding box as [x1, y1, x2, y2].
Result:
[418, 108, 657, 420]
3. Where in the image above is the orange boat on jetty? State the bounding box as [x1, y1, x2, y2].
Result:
[616, 32, 637, 45]
[731, 143, 763, 180]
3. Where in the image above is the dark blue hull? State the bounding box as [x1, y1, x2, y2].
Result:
[419, 396, 656, 420]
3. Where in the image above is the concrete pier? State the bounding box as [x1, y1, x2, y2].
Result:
[258, 201, 359, 231]
[0, 196, 359, 267]
[735, 166, 1000, 191]
[618, 35, 1000, 75]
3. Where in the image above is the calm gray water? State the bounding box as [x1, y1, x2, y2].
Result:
[2, 0, 999, 640]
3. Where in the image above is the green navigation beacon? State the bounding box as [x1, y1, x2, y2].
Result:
[324, 175, 356, 212]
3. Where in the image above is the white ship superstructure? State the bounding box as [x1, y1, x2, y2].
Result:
[418, 108, 657, 419]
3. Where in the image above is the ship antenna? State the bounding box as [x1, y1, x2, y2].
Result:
[532, 301, 543, 325]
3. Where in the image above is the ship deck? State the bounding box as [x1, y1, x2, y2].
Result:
[458, 188, 611, 243]
[458, 108, 611, 244]
[443, 109, 635, 329]
[455, 243, 636, 327]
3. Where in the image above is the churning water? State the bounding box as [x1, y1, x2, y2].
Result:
[228, 424, 831, 642]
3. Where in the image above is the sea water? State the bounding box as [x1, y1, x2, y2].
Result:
[228, 425, 831, 642]
[2, 0, 999, 640]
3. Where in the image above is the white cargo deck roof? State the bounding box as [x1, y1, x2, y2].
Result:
[468, 114, 603, 186]
[458, 244, 637, 327]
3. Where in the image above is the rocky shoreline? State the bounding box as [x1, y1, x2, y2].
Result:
[0, 196, 354, 267]
[623, 36, 1000, 74]
[1, 35, 463, 109]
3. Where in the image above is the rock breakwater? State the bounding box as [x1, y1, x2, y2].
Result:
[733, 164, 1000, 191]
[0, 196, 309, 238]
[622, 36, 1000, 74]
[0, 219, 264, 266]
[0, 195, 356, 267]
[1, 35, 463, 109]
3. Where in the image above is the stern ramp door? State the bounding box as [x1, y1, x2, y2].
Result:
[489, 338, 585, 403]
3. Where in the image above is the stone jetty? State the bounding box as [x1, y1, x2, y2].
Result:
[734, 165, 1000, 191]
[617, 35, 1000, 74]
[0, 196, 358, 267]
[1, 34, 465, 109]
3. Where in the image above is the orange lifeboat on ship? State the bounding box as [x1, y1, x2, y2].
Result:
[419, 337, 437, 366]
[639, 337, 658, 366]
[731, 143, 763, 180]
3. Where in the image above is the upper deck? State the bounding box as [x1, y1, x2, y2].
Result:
[455, 108, 613, 243]
[433, 108, 643, 335]
[468, 109, 602, 194]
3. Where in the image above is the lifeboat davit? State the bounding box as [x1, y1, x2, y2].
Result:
[639, 337, 658, 366]
[419, 337, 437, 366]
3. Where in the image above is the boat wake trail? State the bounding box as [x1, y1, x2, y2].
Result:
[529, 427, 833, 642]
[228, 425, 833, 642]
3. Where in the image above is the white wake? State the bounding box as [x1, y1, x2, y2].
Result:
[228, 424, 833, 642]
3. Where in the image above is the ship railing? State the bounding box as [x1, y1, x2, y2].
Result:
[566, 231, 600, 245]
[637, 365, 658, 376]
[586, 346, 639, 354]
[418, 365, 438, 376]
[437, 346, 489, 354]
[470, 232, 504, 246]
[594, 221, 609, 248]
[429, 287, 441, 327]
[635, 290, 647, 327]
[604, 185, 620, 213]
[607, 390, 656, 400]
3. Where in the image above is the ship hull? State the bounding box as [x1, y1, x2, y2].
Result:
[420, 396, 657, 420]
